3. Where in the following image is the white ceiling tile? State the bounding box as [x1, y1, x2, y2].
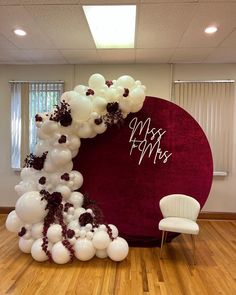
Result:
[98, 49, 135, 63]
[25, 50, 67, 64]
[179, 3, 236, 47]
[0, 6, 56, 49]
[0, 1, 22, 4]
[137, 3, 197, 48]
[171, 47, 214, 63]
[204, 47, 236, 63]
[0, 49, 32, 63]
[136, 48, 174, 63]
[0, 34, 17, 48]
[220, 29, 236, 47]
[61, 50, 101, 64]
[25, 5, 95, 49]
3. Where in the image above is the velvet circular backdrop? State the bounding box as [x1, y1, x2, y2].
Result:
[73, 97, 213, 246]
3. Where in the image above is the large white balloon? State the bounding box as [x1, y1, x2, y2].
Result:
[31, 238, 52, 262]
[92, 231, 111, 250]
[50, 148, 72, 167]
[5, 210, 24, 233]
[92, 96, 107, 114]
[96, 249, 108, 259]
[88, 74, 106, 90]
[74, 238, 95, 261]
[15, 191, 48, 224]
[19, 238, 34, 253]
[107, 237, 129, 261]
[70, 95, 93, 121]
[51, 241, 71, 264]
[116, 75, 135, 89]
[70, 171, 83, 191]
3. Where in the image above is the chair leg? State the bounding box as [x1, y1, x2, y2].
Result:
[191, 234, 196, 265]
[160, 230, 166, 259]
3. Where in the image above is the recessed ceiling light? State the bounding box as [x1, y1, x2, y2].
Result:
[83, 5, 136, 48]
[14, 29, 27, 36]
[205, 26, 218, 34]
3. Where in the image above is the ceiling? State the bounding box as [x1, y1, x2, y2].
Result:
[0, 0, 236, 64]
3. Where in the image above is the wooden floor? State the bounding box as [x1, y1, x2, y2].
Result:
[0, 215, 236, 295]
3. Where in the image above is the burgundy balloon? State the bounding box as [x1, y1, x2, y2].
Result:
[73, 97, 213, 246]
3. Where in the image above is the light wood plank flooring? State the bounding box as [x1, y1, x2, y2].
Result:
[0, 214, 236, 295]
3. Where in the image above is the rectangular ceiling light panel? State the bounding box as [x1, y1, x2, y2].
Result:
[83, 5, 136, 49]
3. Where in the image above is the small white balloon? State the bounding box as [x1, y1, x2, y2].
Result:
[74, 238, 95, 261]
[55, 185, 71, 200]
[96, 249, 108, 259]
[47, 224, 63, 243]
[41, 120, 59, 136]
[5, 210, 24, 233]
[88, 74, 106, 90]
[92, 231, 111, 250]
[31, 222, 44, 239]
[51, 241, 71, 264]
[50, 148, 72, 167]
[107, 237, 129, 262]
[15, 191, 48, 224]
[19, 238, 34, 254]
[70, 171, 83, 191]
[69, 192, 84, 208]
[74, 207, 86, 218]
[116, 75, 135, 89]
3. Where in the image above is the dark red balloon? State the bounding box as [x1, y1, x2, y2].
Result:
[73, 97, 213, 246]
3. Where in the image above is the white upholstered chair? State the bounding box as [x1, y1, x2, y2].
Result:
[158, 194, 200, 264]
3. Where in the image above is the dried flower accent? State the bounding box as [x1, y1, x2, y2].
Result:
[39, 176, 46, 185]
[94, 117, 103, 125]
[61, 173, 70, 181]
[18, 227, 26, 237]
[62, 239, 74, 262]
[86, 88, 95, 96]
[79, 212, 94, 226]
[24, 152, 48, 171]
[67, 229, 75, 239]
[50, 100, 72, 127]
[35, 114, 43, 122]
[123, 88, 129, 97]
[106, 224, 114, 241]
[103, 102, 124, 127]
[106, 80, 113, 88]
[58, 135, 67, 144]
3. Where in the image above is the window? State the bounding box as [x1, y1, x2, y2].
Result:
[10, 81, 64, 169]
[172, 80, 235, 175]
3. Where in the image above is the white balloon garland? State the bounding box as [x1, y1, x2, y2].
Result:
[6, 74, 146, 264]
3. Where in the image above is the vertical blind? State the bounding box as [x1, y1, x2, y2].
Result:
[10, 81, 64, 169]
[172, 81, 235, 174]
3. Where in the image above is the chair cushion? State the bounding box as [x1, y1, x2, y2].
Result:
[158, 217, 199, 235]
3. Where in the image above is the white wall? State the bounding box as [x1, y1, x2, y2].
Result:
[0, 63, 235, 212]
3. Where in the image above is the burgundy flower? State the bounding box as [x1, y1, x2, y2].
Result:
[79, 212, 94, 226]
[106, 80, 113, 88]
[123, 88, 129, 97]
[58, 135, 67, 144]
[67, 229, 75, 239]
[18, 227, 26, 237]
[106, 102, 119, 114]
[35, 114, 43, 122]
[50, 100, 72, 127]
[24, 152, 48, 171]
[61, 173, 70, 181]
[94, 117, 103, 125]
[39, 176, 46, 185]
[86, 88, 95, 96]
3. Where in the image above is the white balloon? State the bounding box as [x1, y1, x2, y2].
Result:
[74, 238, 95, 261]
[129, 87, 145, 105]
[74, 207, 86, 218]
[35, 140, 51, 156]
[74, 85, 87, 95]
[20, 167, 36, 180]
[70, 95, 93, 121]
[69, 192, 84, 208]
[116, 75, 135, 89]
[77, 122, 94, 138]
[92, 96, 107, 114]
[50, 148, 72, 167]
[107, 237, 129, 261]
[60, 90, 79, 104]
[67, 135, 81, 151]
[68, 220, 80, 231]
[108, 224, 119, 239]
[31, 222, 44, 239]
[5, 210, 24, 233]
[51, 241, 71, 264]
[119, 97, 132, 113]
[130, 102, 144, 113]
[15, 191, 48, 224]
[19, 238, 34, 253]
[31, 238, 52, 262]
[96, 249, 108, 259]
[47, 224, 63, 243]
[41, 121, 59, 136]
[70, 171, 83, 191]
[88, 73, 106, 90]
[86, 231, 94, 240]
[92, 231, 111, 250]
[93, 121, 107, 135]
[55, 185, 71, 200]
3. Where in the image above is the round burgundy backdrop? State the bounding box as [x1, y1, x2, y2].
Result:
[73, 97, 213, 246]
